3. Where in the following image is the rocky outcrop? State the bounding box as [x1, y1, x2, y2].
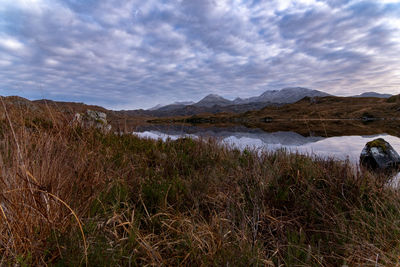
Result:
[360, 138, 400, 171]
[86, 110, 107, 125]
[73, 110, 111, 132]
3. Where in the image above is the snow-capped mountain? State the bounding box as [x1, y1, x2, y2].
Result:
[235, 87, 330, 104]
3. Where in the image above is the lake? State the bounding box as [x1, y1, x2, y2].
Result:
[133, 124, 400, 162]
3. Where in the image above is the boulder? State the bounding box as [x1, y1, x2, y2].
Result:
[73, 113, 82, 124]
[86, 110, 107, 125]
[72, 110, 111, 132]
[360, 138, 400, 171]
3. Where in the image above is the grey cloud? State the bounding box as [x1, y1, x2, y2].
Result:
[320, 0, 351, 8]
[0, 0, 399, 109]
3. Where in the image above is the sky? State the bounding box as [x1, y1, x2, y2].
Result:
[0, 0, 400, 110]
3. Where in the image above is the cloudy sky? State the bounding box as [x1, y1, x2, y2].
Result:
[1, 0, 400, 109]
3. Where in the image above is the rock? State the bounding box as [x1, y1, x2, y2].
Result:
[72, 110, 111, 132]
[86, 110, 107, 125]
[360, 138, 400, 171]
[73, 113, 82, 124]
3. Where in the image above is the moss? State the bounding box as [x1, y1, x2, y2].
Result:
[96, 118, 105, 124]
[366, 138, 388, 152]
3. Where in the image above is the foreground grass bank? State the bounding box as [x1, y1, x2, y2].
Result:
[1, 109, 400, 266]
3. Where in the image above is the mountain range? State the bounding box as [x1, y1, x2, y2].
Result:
[144, 87, 393, 117]
[150, 87, 330, 111]
[2, 90, 398, 134]
[233, 87, 331, 104]
[7, 87, 393, 121]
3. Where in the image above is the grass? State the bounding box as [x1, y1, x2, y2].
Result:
[1, 100, 400, 266]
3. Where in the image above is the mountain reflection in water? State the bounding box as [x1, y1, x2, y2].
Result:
[134, 125, 399, 161]
[134, 124, 400, 186]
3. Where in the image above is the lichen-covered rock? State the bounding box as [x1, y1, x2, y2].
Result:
[360, 138, 400, 171]
[86, 110, 107, 125]
[72, 110, 111, 132]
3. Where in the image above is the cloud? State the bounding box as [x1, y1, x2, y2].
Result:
[0, 36, 24, 51]
[0, 0, 399, 109]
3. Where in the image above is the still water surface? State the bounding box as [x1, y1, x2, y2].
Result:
[133, 125, 400, 163]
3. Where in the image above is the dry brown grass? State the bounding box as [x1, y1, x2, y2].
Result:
[1, 98, 400, 266]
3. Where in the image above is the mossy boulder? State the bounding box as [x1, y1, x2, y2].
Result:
[360, 138, 400, 171]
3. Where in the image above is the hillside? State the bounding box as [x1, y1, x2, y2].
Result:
[243, 95, 400, 120]
[353, 92, 393, 98]
[1, 96, 152, 132]
[152, 95, 400, 137]
[170, 95, 400, 121]
[3, 94, 399, 137]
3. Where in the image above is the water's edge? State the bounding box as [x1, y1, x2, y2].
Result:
[133, 127, 400, 186]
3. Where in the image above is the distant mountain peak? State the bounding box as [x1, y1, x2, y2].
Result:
[353, 92, 393, 98]
[256, 87, 330, 103]
[195, 94, 232, 107]
[203, 94, 225, 99]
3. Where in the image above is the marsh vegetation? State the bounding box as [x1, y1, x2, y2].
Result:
[1, 101, 400, 266]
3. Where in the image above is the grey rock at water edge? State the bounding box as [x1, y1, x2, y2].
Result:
[360, 138, 400, 171]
